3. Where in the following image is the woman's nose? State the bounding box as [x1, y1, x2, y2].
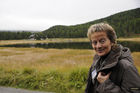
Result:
[96, 42, 102, 48]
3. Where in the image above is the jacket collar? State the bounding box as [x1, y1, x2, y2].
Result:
[92, 44, 121, 71]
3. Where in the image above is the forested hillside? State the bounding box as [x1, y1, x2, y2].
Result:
[43, 8, 140, 38]
[0, 31, 32, 40]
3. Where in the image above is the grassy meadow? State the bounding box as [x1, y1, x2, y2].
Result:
[0, 48, 94, 72]
[0, 38, 140, 93]
[0, 47, 94, 93]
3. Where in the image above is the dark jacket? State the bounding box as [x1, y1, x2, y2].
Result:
[85, 45, 140, 93]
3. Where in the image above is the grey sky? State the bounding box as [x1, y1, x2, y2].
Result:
[0, 0, 139, 31]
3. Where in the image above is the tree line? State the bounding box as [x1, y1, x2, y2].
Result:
[0, 31, 32, 40]
[0, 31, 48, 40]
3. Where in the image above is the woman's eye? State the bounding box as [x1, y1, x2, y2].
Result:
[91, 41, 97, 45]
[100, 39, 105, 44]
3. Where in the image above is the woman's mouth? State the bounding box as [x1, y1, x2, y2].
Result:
[96, 49, 104, 53]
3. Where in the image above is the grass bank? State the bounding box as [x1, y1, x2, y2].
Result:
[0, 38, 89, 45]
[0, 48, 93, 93]
[0, 47, 139, 93]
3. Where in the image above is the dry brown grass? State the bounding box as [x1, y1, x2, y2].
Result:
[0, 47, 94, 72]
[132, 52, 140, 73]
[118, 37, 140, 42]
[0, 47, 139, 73]
[0, 37, 140, 45]
[0, 38, 89, 45]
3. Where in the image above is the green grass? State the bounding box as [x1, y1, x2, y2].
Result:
[0, 67, 88, 93]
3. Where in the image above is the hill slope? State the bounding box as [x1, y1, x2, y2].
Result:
[43, 8, 140, 38]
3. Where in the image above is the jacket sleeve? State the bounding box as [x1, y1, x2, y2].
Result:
[96, 62, 140, 93]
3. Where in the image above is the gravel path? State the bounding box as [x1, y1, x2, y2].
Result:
[0, 87, 54, 93]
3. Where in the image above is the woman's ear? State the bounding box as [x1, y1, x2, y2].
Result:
[111, 43, 115, 49]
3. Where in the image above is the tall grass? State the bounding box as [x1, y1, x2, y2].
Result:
[0, 47, 139, 93]
[0, 67, 89, 93]
[0, 47, 93, 93]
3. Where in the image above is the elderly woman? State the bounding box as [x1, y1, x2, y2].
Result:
[85, 22, 140, 93]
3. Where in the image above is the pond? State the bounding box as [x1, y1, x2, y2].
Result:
[0, 41, 140, 52]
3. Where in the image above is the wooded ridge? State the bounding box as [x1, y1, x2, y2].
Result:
[43, 8, 140, 38]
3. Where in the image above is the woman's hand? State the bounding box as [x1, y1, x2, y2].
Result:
[97, 72, 111, 83]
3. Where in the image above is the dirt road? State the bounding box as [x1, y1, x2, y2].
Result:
[0, 87, 54, 93]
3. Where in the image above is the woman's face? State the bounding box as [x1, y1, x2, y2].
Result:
[91, 31, 113, 56]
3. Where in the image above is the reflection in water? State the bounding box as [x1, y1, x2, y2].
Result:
[118, 41, 140, 52]
[0, 41, 140, 52]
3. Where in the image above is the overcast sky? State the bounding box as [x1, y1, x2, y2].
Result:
[0, 0, 139, 31]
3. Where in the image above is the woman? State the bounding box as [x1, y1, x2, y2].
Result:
[85, 22, 140, 93]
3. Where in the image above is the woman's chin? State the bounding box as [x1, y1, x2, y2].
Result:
[97, 52, 106, 56]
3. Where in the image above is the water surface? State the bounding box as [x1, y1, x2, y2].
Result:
[0, 41, 140, 52]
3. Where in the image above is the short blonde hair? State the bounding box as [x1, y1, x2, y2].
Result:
[87, 22, 117, 44]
